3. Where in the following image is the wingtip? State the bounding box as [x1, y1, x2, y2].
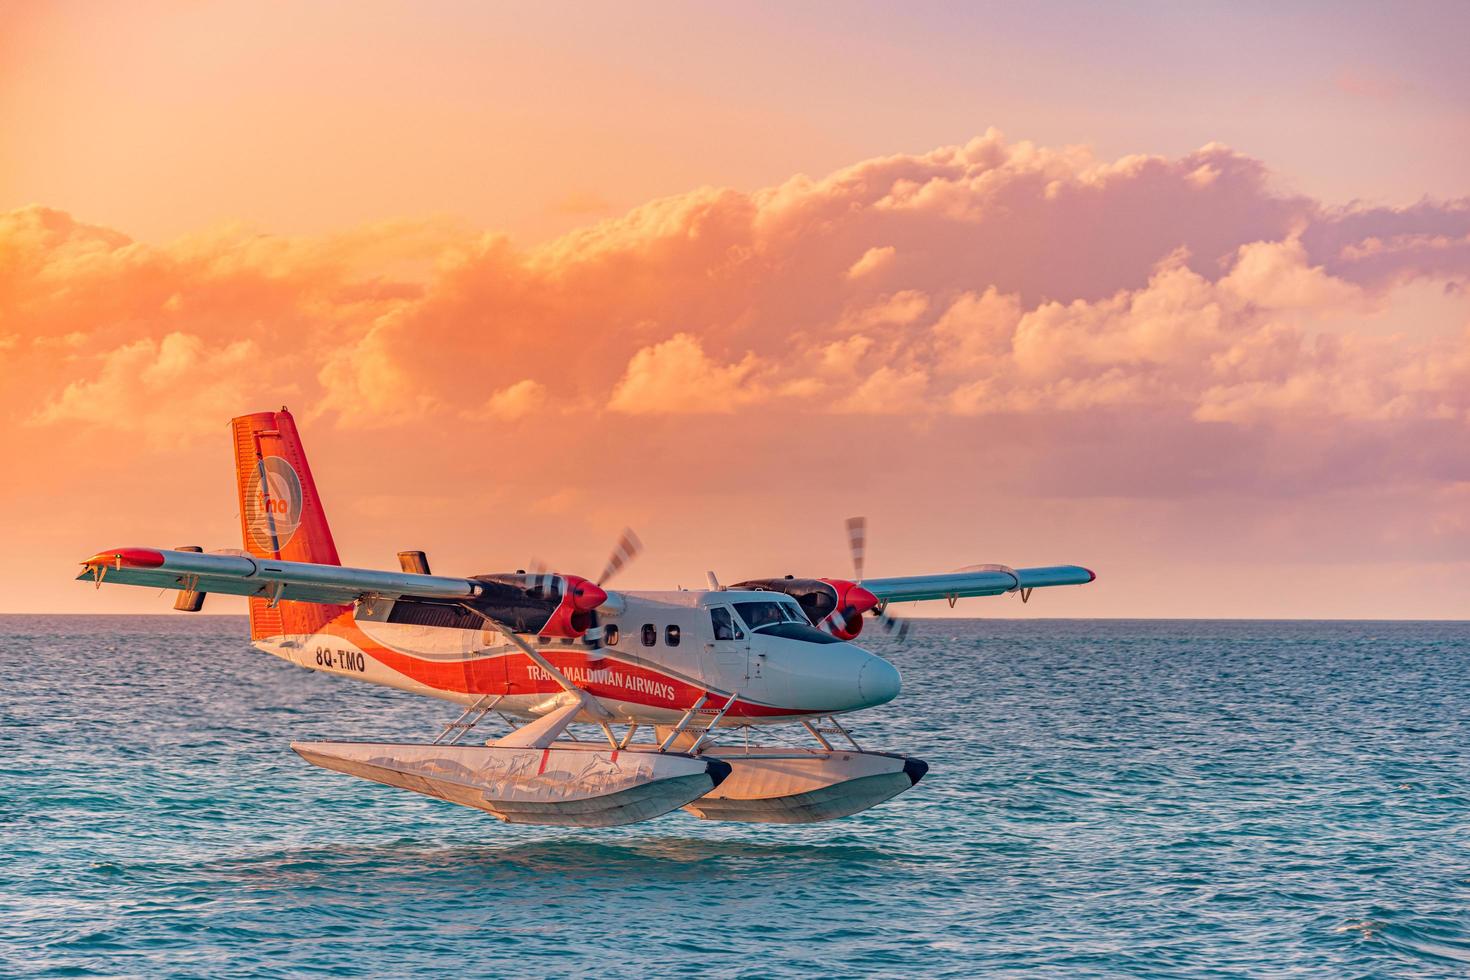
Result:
[1083, 567, 1096, 582]
[81, 547, 166, 569]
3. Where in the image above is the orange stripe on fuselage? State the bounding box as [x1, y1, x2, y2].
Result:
[302, 611, 800, 719]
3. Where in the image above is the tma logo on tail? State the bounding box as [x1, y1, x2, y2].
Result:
[245, 456, 304, 553]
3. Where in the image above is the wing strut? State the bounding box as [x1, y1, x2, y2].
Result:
[453, 602, 616, 733]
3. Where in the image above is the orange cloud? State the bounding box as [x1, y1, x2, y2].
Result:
[467, 379, 549, 421]
[30, 332, 269, 447]
[5, 133, 1470, 615]
[8, 134, 1469, 444]
[847, 245, 896, 280]
[608, 334, 768, 414]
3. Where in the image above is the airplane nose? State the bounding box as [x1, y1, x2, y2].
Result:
[857, 656, 901, 706]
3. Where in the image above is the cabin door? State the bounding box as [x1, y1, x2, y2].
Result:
[705, 604, 749, 683]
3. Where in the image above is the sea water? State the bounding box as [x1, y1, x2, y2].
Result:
[2, 616, 1467, 978]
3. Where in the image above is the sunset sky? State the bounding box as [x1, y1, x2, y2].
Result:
[4, 1, 1468, 618]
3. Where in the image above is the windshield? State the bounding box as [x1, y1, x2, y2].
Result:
[733, 600, 807, 631]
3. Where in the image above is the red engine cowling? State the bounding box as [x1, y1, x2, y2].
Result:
[465, 571, 609, 637]
[727, 576, 881, 640]
[538, 574, 608, 638]
[818, 579, 879, 640]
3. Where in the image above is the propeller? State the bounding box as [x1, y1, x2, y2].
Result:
[598, 528, 642, 586]
[845, 516, 866, 582]
[872, 603, 911, 643]
[839, 515, 910, 645]
[581, 528, 643, 650]
[519, 557, 557, 602]
[813, 516, 876, 638]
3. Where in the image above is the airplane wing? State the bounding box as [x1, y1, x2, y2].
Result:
[862, 565, 1095, 603]
[77, 547, 484, 606]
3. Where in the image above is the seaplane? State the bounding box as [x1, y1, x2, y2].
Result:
[78, 409, 1095, 827]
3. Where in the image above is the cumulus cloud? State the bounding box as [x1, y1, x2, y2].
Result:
[6, 131, 1469, 487]
[847, 245, 896, 279]
[7, 132, 1470, 617]
[832, 365, 931, 414]
[316, 312, 444, 428]
[608, 333, 767, 414]
[1218, 238, 1363, 311]
[466, 379, 549, 421]
[922, 246, 1468, 423]
[843, 290, 931, 331]
[30, 332, 267, 446]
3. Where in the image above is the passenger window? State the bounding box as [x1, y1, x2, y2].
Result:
[641, 623, 657, 647]
[710, 607, 743, 641]
[604, 624, 619, 646]
[665, 625, 681, 647]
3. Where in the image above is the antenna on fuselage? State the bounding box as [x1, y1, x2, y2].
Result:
[706, 571, 724, 591]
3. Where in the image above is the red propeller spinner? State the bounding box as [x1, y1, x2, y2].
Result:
[816, 579, 880, 640]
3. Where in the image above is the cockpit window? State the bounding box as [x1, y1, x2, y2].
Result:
[733, 600, 807, 631]
[710, 606, 743, 641]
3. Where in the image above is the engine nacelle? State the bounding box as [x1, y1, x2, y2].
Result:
[818, 579, 879, 640]
[473, 572, 607, 638]
[729, 576, 878, 640]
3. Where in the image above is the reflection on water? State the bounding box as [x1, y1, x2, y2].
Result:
[179, 836, 900, 887]
[3, 615, 1469, 978]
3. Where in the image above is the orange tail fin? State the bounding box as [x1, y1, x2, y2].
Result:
[232, 408, 349, 641]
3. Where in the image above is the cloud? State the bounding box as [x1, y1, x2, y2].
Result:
[844, 290, 931, 330]
[608, 333, 767, 414]
[30, 332, 266, 446]
[847, 245, 896, 279]
[315, 311, 444, 428]
[832, 365, 931, 414]
[466, 379, 549, 421]
[7, 131, 1470, 617]
[931, 245, 1468, 424]
[6, 131, 1470, 489]
[1218, 238, 1363, 311]
[1303, 199, 1470, 288]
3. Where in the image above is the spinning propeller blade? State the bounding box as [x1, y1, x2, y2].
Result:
[519, 557, 555, 599]
[873, 604, 911, 643]
[845, 516, 866, 582]
[598, 528, 643, 587]
[580, 528, 642, 650]
[843, 515, 910, 645]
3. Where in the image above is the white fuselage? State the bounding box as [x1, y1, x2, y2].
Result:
[254, 588, 902, 725]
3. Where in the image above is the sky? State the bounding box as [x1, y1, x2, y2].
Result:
[2, 1, 1468, 618]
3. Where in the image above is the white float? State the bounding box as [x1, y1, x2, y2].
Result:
[293, 739, 728, 827]
[292, 692, 730, 827]
[680, 747, 927, 824]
